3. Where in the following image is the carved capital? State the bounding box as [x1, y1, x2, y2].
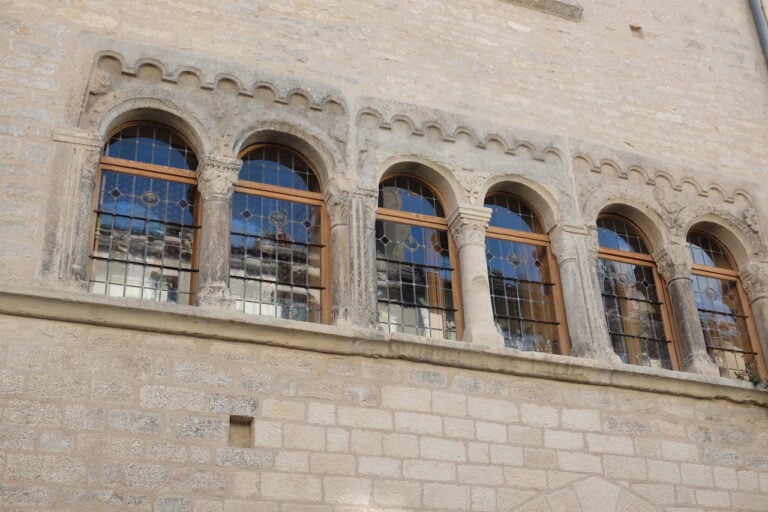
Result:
[447, 206, 491, 249]
[653, 243, 693, 283]
[324, 181, 355, 227]
[81, 145, 103, 184]
[354, 188, 380, 224]
[549, 225, 589, 265]
[198, 156, 241, 201]
[741, 262, 768, 301]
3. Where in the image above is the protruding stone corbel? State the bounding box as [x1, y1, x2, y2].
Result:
[196, 156, 242, 308]
[447, 205, 504, 347]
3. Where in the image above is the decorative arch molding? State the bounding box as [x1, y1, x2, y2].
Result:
[582, 187, 671, 249]
[357, 102, 566, 165]
[232, 118, 346, 187]
[480, 174, 563, 232]
[87, 93, 213, 159]
[372, 154, 467, 214]
[510, 476, 658, 512]
[89, 50, 348, 113]
[678, 205, 766, 264]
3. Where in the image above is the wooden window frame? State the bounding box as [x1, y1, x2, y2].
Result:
[688, 232, 768, 379]
[232, 143, 330, 324]
[485, 193, 570, 355]
[376, 174, 463, 339]
[89, 122, 201, 305]
[597, 215, 681, 370]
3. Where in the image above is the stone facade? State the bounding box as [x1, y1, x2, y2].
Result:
[1, 1, 768, 511]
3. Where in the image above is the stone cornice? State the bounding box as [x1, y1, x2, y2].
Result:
[0, 286, 764, 406]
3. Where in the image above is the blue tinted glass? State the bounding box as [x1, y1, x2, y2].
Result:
[378, 176, 444, 217]
[485, 194, 541, 233]
[104, 124, 197, 170]
[597, 217, 648, 254]
[239, 146, 320, 192]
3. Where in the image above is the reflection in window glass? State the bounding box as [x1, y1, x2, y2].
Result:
[376, 176, 456, 339]
[230, 145, 324, 322]
[597, 217, 672, 368]
[688, 232, 757, 379]
[91, 124, 198, 304]
[485, 194, 560, 353]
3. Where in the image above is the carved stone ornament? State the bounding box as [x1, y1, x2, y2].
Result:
[549, 228, 581, 264]
[741, 262, 768, 301]
[457, 171, 491, 205]
[81, 145, 103, 183]
[449, 211, 489, 249]
[197, 156, 241, 201]
[653, 243, 693, 283]
[324, 185, 353, 227]
[743, 207, 760, 234]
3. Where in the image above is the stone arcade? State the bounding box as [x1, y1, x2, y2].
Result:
[1, 1, 768, 511]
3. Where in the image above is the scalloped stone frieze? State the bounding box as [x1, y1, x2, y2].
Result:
[356, 98, 566, 164]
[571, 142, 755, 207]
[87, 45, 347, 116]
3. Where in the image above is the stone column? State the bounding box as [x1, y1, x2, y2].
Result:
[654, 243, 719, 375]
[46, 130, 104, 289]
[549, 225, 618, 363]
[740, 262, 768, 368]
[195, 156, 242, 308]
[447, 206, 505, 347]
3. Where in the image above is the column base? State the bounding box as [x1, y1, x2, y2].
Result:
[683, 353, 721, 376]
[571, 343, 622, 365]
[196, 286, 236, 309]
[463, 328, 505, 348]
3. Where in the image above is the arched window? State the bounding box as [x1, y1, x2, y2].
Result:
[485, 193, 567, 353]
[597, 216, 676, 369]
[90, 123, 199, 304]
[229, 144, 327, 322]
[376, 175, 458, 339]
[687, 232, 765, 379]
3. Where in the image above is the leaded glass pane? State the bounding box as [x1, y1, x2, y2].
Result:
[598, 258, 671, 368]
[690, 274, 755, 378]
[239, 146, 320, 192]
[90, 170, 197, 304]
[378, 176, 445, 217]
[230, 192, 323, 321]
[104, 124, 198, 170]
[485, 194, 543, 233]
[597, 217, 649, 254]
[688, 232, 733, 269]
[376, 219, 456, 339]
[486, 238, 559, 352]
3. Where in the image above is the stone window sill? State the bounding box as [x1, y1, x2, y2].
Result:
[0, 285, 763, 406]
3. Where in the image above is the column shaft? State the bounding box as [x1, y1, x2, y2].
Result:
[196, 156, 241, 307]
[448, 206, 504, 347]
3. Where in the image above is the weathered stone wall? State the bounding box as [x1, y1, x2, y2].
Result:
[2, 2, 768, 511]
[0, 307, 767, 512]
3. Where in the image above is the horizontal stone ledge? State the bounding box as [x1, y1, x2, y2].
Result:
[500, 0, 583, 22]
[0, 285, 764, 405]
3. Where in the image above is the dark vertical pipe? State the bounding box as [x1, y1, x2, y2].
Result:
[749, 0, 768, 66]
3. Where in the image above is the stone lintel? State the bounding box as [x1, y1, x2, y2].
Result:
[500, 0, 583, 22]
[0, 285, 764, 406]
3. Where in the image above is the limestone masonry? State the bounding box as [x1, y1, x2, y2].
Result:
[1, 1, 768, 511]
